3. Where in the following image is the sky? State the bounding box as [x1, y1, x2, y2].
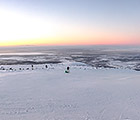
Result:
[0, 0, 140, 46]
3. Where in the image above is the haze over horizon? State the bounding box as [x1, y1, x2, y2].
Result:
[0, 0, 140, 46]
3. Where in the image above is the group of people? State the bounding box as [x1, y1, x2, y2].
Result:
[0, 64, 70, 74]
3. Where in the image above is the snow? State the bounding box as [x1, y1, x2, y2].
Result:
[0, 63, 140, 120]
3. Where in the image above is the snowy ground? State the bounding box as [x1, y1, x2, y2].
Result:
[0, 63, 140, 120]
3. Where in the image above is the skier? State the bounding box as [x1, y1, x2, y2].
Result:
[65, 67, 70, 73]
[45, 65, 48, 68]
[31, 65, 34, 70]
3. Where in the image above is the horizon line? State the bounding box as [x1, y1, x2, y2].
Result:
[0, 44, 140, 48]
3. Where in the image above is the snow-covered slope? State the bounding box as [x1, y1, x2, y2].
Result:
[0, 63, 140, 120]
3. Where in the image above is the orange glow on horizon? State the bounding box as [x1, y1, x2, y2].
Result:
[0, 29, 140, 47]
[0, 35, 139, 47]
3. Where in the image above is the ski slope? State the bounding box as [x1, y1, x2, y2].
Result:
[0, 63, 140, 120]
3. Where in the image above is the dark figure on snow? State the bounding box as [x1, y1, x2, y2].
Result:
[65, 67, 70, 73]
[31, 65, 34, 70]
[45, 65, 48, 68]
[9, 68, 13, 70]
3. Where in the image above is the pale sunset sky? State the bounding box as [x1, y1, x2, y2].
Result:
[0, 0, 140, 46]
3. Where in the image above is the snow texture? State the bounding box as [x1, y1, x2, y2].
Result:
[0, 63, 140, 120]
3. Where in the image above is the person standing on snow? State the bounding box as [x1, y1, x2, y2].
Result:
[65, 67, 70, 73]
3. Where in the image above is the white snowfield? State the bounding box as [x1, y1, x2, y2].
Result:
[0, 63, 140, 120]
